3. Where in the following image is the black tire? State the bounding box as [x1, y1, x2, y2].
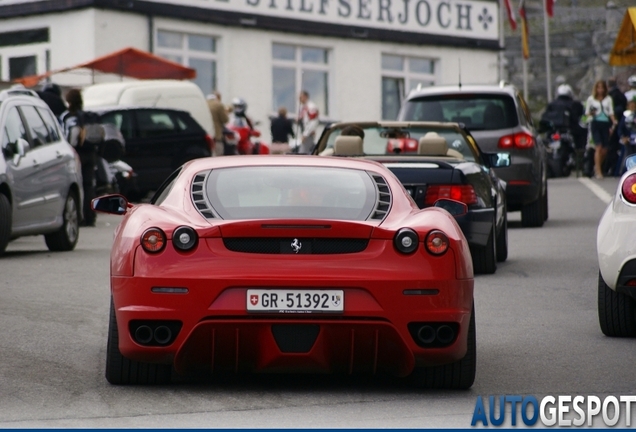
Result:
[105, 298, 172, 385]
[44, 191, 80, 251]
[410, 304, 476, 389]
[598, 272, 636, 337]
[542, 183, 549, 221]
[521, 191, 544, 228]
[547, 158, 562, 178]
[471, 228, 497, 274]
[0, 194, 11, 256]
[495, 213, 508, 263]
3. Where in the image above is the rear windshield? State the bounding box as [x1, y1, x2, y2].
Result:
[401, 94, 518, 131]
[206, 166, 378, 220]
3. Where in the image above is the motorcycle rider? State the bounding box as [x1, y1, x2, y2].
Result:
[230, 98, 254, 130]
[541, 84, 586, 149]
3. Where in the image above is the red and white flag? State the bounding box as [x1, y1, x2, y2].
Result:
[545, 0, 554, 17]
[503, 0, 517, 30]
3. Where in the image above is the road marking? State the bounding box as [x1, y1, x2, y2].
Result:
[578, 177, 613, 204]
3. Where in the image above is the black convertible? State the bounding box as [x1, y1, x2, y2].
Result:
[314, 121, 510, 274]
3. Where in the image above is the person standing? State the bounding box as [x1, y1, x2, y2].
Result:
[585, 80, 617, 179]
[297, 90, 319, 154]
[617, 98, 636, 175]
[625, 75, 636, 104]
[207, 91, 229, 156]
[37, 83, 67, 119]
[60, 89, 96, 226]
[606, 77, 628, 176]
[270, 107, 294, 154]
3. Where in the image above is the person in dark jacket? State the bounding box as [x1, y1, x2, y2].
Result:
[37, 83, 67, 119]
[541, 84, 586, 149]
[270, 107, 295, 154]
[616, 98, 636, 176]
[607, 77, 628, 176]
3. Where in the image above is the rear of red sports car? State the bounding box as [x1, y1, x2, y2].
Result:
[102, 156, 475, 388]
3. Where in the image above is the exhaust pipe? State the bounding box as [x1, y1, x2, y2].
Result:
[417, 325, 436, 344]
[436, 325, 455, 345]
[154, 325, 172, 345]
[134, 325, 153, 344]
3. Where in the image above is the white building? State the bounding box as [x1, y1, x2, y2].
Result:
[0, 0, 501, 126]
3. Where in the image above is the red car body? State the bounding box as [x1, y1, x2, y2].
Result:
[97, 155, 475, 387]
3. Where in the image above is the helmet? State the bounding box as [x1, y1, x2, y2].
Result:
[232, 98, 247, 115]
[628, 75, 636, 88]
[556, 84, 573, 98]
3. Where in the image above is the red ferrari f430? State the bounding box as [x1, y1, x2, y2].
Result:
[93, 155, 476, 388]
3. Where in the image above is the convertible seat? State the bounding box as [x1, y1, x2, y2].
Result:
[418, 132, 449, 156]
[333, 136, 363, 156]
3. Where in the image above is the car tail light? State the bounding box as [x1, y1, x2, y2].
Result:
[394, 228, 419, 254]
[141, 228, 166, 253]
[205, 134, 214, 154]
[622, 173, 636, 204]
[498, 132, 535, 149]
[425, 230, 449, 255]
[424, 185, 477, 206]
[172, 226, 198, 251]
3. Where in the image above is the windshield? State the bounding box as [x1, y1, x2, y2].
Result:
[320, 125, 477, 162]
[401, 94, 518, 131]
[206, 166, 378, 220]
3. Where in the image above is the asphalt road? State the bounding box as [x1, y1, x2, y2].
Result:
[1, 175, 634, 428]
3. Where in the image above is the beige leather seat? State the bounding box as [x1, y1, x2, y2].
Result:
[333, 135, 363, 156]
[418, 132, 464, 159]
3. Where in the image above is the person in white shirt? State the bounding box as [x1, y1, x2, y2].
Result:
[585, 80, 617, 179]
[625, 75, 636, 104]
[297, 90, 319, 154]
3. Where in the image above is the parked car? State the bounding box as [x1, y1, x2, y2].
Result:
[0, 87, 83, 256]
[93, 155, 476, 388]
[399, 83, 548, 227]
[82, 80, 213, 135]
[314, 121, 509, 274]
[597, 154, 636, 336]
[86, 106, 212, 200]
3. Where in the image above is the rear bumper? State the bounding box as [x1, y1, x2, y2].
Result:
[494, 160, 541, 207]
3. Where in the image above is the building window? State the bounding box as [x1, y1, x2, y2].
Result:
[381, 54, 436, 120]
[272, 43, 329, 116]
[156, 30, 217, 96]
[9, 55, 36, 80]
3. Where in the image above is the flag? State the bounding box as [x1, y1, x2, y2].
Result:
[545, 0, 554, 18]
[503, 0, 517, 30]
[519, 0, 530, 59]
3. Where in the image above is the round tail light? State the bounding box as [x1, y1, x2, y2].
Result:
[425, 230, 449, 255]
[141, 228, 166, 253]
[394, 228, 419, 254]
[172, 226, 198, 251]
[622, 174, 636, 204]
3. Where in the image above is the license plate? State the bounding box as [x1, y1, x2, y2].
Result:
[246, 289, 344, 313]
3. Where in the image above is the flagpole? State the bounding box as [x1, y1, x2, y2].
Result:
[543, 0, 552, 102]
[499, 0, 505, 82]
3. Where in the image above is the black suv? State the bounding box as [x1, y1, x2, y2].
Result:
[399, 84, 547, 227]
[88, 106, 212, 199]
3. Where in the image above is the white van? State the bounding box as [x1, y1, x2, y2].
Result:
[82, 80, 213, 134]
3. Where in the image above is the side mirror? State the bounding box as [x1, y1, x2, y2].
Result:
[538, 119, 553, 133]
[91, 194, 130, 215]
[11, 138, 30, 164]
[434, 199, 468, 217]
[483, 152, 511, 168]
[626, 154, 636, 171]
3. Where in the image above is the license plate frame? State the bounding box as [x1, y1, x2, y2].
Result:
[246, 289, 344, 313]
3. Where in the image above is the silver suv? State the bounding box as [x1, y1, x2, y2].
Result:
[399, 83, 547, 227]
[0, 88, 83, 255]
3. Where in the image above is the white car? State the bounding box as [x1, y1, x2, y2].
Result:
[597, 154, 636, 336]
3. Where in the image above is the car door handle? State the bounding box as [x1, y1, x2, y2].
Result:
[56, 151, 63, 159]
[33, 159, 40, 168]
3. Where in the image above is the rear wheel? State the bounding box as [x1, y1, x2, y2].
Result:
[0, 194, 11, 256]
[542, 183, 549, 221]
[521, 190, 544, 228]
[410, 305, 476, 389]
[471, 228, 496, 274]
[105, 298, 172, 385]
[598, 272, 636, 337]
[495, 213, 508, 263]
[44, 191, 80, 251]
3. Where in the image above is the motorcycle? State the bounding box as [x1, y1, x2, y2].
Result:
[227, 115, 270, 155]
[539, 120, 576, 178]
[95, 124, 140, 200]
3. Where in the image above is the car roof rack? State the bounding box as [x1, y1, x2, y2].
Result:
[0, 85, 40, 102]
